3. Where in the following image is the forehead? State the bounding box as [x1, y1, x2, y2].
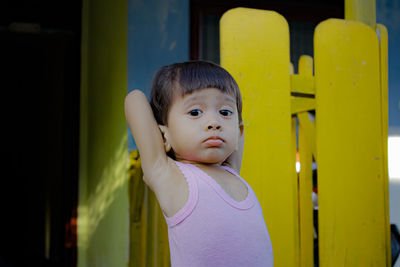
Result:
[178, 88, 236, 106]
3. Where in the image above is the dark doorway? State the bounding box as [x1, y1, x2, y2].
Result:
[0, 1, 81, 267]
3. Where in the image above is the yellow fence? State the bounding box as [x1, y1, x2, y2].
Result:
[128, 4, 390, 267]
[220, 6, 390, 267]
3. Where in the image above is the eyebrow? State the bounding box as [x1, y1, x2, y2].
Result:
[223, 96, 236, 105]
[183, 94, 236, 107]
[183, 95, 202, 108]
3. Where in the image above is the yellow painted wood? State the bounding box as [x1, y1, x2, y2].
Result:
[145, 190, 157, 266]
[291, 98, 315, 115]
[221, 8, 299, 266]
[315, 19, 388, 266]
[345, 0, 376, 29]
[156, 203, 170, 267]
[291, 55, 315, 114]
[128, 150, 145, 267]
[291, 116, 299, 266]
[128, 150, 170, 267]
[299, 55, 314, 76]
[298, 112, 314, 267]
[297, 54, 315, 267]
[298, 113, 317, 162]
[291, 75, 315, 95]
[291, 116, 299, 265]
[376, 23, 391, 267]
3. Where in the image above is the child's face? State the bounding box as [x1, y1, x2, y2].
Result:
[160, 88, 243, 164]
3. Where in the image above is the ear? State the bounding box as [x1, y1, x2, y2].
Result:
[235, 122, 244, 151]
[239, 122, 244, 137]
[158, 125, 172, 152]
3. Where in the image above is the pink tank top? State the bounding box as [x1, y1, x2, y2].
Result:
[164, 161, 273, 267]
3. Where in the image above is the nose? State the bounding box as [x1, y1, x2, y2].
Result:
[207, 123, 221, 130]
[206, 113, 222, 130]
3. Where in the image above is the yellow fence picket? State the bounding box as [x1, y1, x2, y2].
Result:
[298, 112, 314, 267]
[128, 150, 145, 267]
[220, 8, 299, 267]
[376, 23, 391, 267]
[129, 150, 170, 267]
[296, 55, 315, 267]
[315, 19, 388, 266]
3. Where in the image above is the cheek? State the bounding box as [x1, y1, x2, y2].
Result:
[230, 124, 240, 138]
[232, 128, 241, 148]
[171, 127, 191, 141]
[168, 127, 197, 151]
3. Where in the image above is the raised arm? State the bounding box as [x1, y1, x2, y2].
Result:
[124, 90, 168, 184]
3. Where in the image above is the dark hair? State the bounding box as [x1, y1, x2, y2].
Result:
[150, 61, 242, 125]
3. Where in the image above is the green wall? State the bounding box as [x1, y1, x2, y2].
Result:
[78, 0, 128, 266]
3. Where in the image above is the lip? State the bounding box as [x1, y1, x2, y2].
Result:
[203, 136, 224, 147]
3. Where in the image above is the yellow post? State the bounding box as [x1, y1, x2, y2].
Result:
[315, 19, 388, 266]
[221, 8, 299, 267]
[345, 0, 376, 29]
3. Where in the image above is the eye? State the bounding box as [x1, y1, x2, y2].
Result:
[220, 109, 233, 116]
[188, 109, 202, 117]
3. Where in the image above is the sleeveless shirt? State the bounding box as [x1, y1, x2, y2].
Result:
[164, 161, 273, 267]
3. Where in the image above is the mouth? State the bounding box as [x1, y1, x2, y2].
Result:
[203, 136, 224, 147]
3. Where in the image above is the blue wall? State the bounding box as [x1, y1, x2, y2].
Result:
[377, 0, 400, 133]
[128, 0, 189, 150]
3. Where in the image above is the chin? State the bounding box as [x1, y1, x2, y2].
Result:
[199, 154, 228, 164]
[185, 157, 222, 164]
[200, 159, 223, 164]
[177, 150, 229, 164]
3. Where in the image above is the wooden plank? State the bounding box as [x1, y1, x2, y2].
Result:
[299, 55, 314, 76]
[221, 7, 299, 266]
[297, 55, 315, 267]
[298, 112, 314, 267]
[298, 113, 317, 162]
[376, 23, 391, 267]
[156, 201, 170, 267]
[291, 75, 315, 95]
[291, 97, 315, 115]
[128, 150, 146, 267]
[315, 19, 387, 266]
[291, 56, 315, 115]
[146, 190, 157, 266]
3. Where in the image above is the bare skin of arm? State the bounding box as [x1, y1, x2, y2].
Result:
[223, 124, 244, 174]
[124, 90, 166, 179]
[124, 90, 188, 217]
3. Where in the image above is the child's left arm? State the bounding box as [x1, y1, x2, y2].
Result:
[223, 124, 244, 173]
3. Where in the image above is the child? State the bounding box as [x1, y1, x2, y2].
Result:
[125, 61, 273, 266]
